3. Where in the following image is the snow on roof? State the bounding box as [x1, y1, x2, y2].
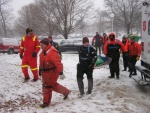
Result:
[2, 38, 19, 46]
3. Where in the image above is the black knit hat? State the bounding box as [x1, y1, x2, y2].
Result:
[82, 37, 89, 44]
[40, 38, 49, 45]
[26, 28, 33, 34]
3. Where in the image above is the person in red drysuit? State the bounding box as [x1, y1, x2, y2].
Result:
[39, 38, 70, 108]
[20, 28, 40, 82]
[128, 36, 141, 77]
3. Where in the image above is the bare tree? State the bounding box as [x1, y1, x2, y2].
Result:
[14, 3, 49, 36]
[35, 0, 57, 36]
[95, 10, 110, 34]
[48, 0, 93, 39]
[105, 0, 142, 34]
[0, 0, 12, 37]
[15, 0, 93, 38]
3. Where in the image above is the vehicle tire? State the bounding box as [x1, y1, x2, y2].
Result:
[8, 48, 14, 54]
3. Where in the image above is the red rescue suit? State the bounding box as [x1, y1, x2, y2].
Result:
[39, 44, 69, 106]
[20, 34, 40, 79]
[128, 41, 141, 56]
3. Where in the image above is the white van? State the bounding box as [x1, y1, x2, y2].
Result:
[134, 0, 150, 85]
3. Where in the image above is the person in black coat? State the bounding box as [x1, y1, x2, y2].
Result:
[77, 37, 97, 98]
[48, 36, 62, 58]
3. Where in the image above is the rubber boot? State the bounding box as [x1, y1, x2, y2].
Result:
[86, 79, 93, 95]
[116, 75, 119, 79]
[77, 78, 84, 95]
[108, 72, 115, 78]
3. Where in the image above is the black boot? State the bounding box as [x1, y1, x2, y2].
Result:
[64, 90, 71, 100]
[108, 73, 114, 78]
[86, 79, 93, 95]
[132, 70, 137, 75]
[77, 78, 84, 96]
[116, 75, 119, 79]
[39, 103, 48, 108]
[108, 76, 114, 78]
[23, 77, 30, 82]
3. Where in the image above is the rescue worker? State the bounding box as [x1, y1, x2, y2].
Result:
[92, 32, 102, 55]
[102, 33, 108, 45]
[20, 28, 40, 82]
[77, 37, 97, 98]
[128, 36, 141, 77]
[104, 32, 127, 79]
[48, 36, 64, 76]
[48, 36, 62, 58]
[39, 38, 70, 108]
[102, 33, 108, 53]
[122, 35, 130, 71]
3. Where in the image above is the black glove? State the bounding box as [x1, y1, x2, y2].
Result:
[59, 72, 63, 75]
[32, 52, 37, 57]
[39, 70, 41, 76]
[89, 64, 94, 70]
[20, 54, 23, 59]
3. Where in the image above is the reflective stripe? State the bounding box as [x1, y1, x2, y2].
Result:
[31, 68, 38, 71]
[36, 46, 40, 48]
[33, 36, 36, 41]
[21, 65, 29, 68]
[20, 46, 24, 49]
[22, 36, 25, 41]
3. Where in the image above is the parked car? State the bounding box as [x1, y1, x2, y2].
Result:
[0, 38, 20, 54]
[60, 39, 82, 52]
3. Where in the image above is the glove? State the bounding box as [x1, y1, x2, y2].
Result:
[88, 64, 94, 70]
[32, 52, 37, 57]
[59, 72, 65, 80]
[136, 56, 140, 61]
[20, 54, 23, 59]
[39, 70, 41, 77]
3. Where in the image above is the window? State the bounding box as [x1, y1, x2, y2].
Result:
[148, 20, 150, 35]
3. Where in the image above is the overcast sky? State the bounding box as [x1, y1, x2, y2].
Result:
[11, 0, 104, 16]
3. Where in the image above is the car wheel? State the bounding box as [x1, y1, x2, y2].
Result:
[8, 48, 14, 54]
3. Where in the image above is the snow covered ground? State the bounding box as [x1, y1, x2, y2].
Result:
[0, 53, 150, 113]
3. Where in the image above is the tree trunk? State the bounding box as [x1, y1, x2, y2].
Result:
[127, 27, 130, 34]
[0, 3, 7, 37]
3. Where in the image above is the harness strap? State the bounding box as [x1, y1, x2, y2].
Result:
[43, 85, 53, 88]
[39, 67, 56, 72]
[80, 45, 91, 61]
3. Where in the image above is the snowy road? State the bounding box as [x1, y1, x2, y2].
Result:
[0, 53, 150, 113]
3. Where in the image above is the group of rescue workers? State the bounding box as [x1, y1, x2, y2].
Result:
[19, 28, 141, 108]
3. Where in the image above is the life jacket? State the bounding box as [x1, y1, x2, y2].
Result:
[107, 39, 121, 57]
[80, 45, 91, 61]
[40, 47, 56, 72]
